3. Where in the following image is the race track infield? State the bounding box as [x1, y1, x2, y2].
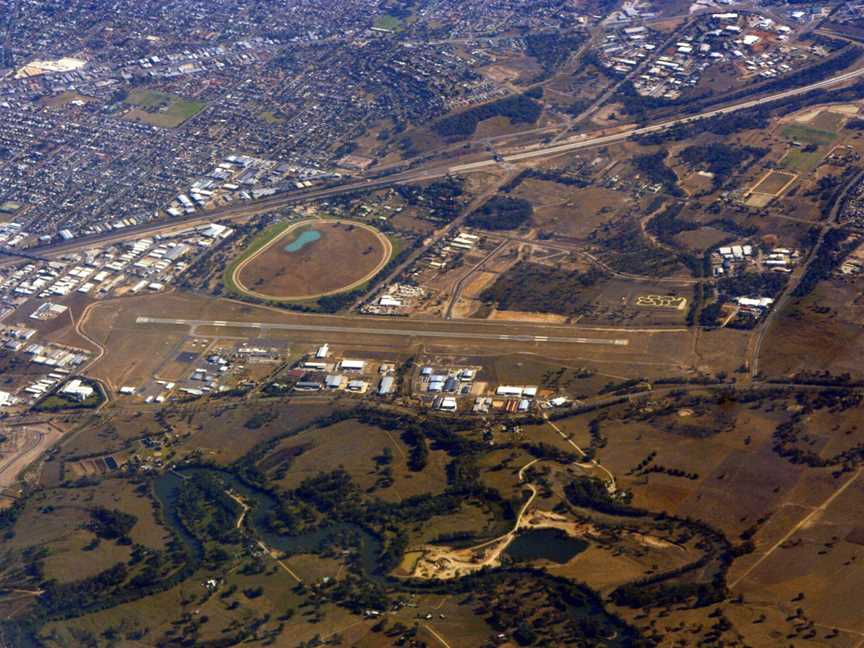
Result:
[232, 219, 392, 301]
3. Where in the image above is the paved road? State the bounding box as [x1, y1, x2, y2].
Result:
[3, 60, 864, 268]
[136, 316, 630, 346]
[748, 166, 864, 377]
[444, 239, 508, 320]
[453, 63, 864, 172]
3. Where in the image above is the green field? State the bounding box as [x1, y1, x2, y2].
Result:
[373, 14, 403, 31]
[782, 123, 837, 146]
[123, 88, 206, 128]
[222, 221, 293, 296]
[781, 148, 825, 172]
[259, 110, 286, 124]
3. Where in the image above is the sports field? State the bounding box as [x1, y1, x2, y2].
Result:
[123, 88, 206, 128]
[232, 219, 392, 301]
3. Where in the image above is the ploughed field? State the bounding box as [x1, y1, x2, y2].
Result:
[234, 219, 390, 300]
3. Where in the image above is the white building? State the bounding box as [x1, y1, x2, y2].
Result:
[61, 379, 95, 402]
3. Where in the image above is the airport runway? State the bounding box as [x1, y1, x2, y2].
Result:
[136, 316, 630, 346]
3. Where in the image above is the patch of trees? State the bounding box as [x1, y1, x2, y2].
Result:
[699, 300, 724, 327]
[596, 222, 682, 277]
[792, 228, 855, 297]
[479, 261, 604, 316]
[565, 477, 641, 517]
[296, 469, 361, 514]
[646, 203, 694, 243]
[644, 204, 706, 277]
[611, 578, 726, 609]
[523, 86, 544, 100]
[525, 442, 581, 464]
[706, 217, 758, 238]
[679, 143, 767, 187]
[174, 473, 244, 547]
[639, 465, 699, 480]
[320, 573, 389, 614]
[614, 80, 704, 120]
[772, 392, 864, 470]
[524, 31, 586, 78]
[38, 563, 129, 617]
[609, 515, 743, 610]
[717, 271, 788, 299]
[466, 195, 533, 230]
[638, 78, 864, 145]
[354, 407, 481, 457]
[432, 94, 542, 139]
[395, 177, 464, 222]
[633, 151, 683, 196]
[599, 378, 649, 396]
[244, 409, 278, 429]
[401, 428, 429, 471]
[636, 110, 770, 146]
[801, 31, 848, 52]
[87, 507, 137, 541]
[401, 569, 643, 645]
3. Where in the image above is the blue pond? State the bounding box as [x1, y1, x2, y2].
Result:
[284, 228, 321, 252]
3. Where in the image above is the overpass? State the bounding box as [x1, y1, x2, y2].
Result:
[0, 247, 48, 263]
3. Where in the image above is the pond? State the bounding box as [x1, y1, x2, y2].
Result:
[283, 228, 321, 253]
[504, 528, 588, 564]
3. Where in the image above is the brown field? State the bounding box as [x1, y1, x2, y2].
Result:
[235, 220, 390, 301]
[810, 109, 847, 132]
[9, 478, 169, 583]
[512, 180, 631, 239]
[674, 226, 731, 252]
[751, 170, 798, 196]
[760, 278, 864, 379]
[167, 400, 341, 463]
[264, 418, 450, 502]
[531, 386, 864, 643]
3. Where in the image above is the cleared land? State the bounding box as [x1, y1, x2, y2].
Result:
[233, 219, 392, 301]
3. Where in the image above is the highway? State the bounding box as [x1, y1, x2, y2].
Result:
[455, 63, 864, 171]
[136, 316, 631, 346]
[4, 59, 864, 268]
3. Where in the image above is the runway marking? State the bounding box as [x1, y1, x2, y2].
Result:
[136, 317, 630, 346]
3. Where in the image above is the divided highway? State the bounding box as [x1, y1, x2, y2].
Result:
[4, 60, 864, 268]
